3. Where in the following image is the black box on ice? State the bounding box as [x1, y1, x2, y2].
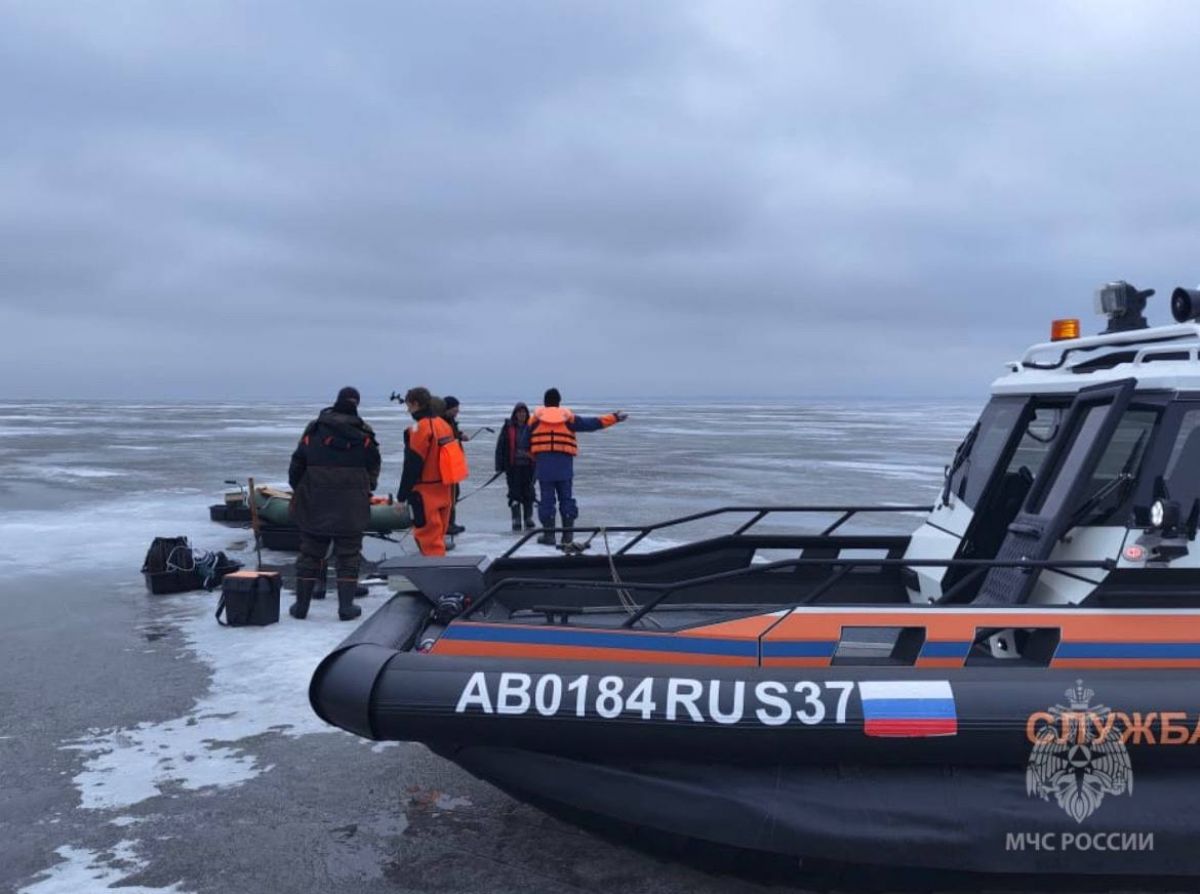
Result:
[145, 568, 205, 594]
[216, 571, 281, 627]
[209, 504, 253, 524]
[259, 525, 302, 551]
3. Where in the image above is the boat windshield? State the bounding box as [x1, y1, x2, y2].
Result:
[947, 399, 1071, 509]
[1033, 406, 1158, 524]
[945, 400, 1023, 508]
[1072, 407, 1158, 525]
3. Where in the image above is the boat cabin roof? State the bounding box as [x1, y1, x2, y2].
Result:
[994, 321, 1200, 396]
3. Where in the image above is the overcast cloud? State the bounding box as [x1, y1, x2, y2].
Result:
[3, 1, 1200, 401]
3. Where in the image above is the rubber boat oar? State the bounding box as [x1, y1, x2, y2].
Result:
[246, 476, 263, 569]
[466, 425, 495, 440]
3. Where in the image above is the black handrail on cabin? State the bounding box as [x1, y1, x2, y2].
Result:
[500, 504, 934, 559]
[460, 555, 1117, 625]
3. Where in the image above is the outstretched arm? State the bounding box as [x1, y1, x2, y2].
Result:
[568, 411, 627, 433]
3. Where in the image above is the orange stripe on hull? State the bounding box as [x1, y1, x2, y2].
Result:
[764, 612, 1200, 643]
[681, 615, 782, 639]
[431, 640, 756, 666]
[915, 658, 965, 668]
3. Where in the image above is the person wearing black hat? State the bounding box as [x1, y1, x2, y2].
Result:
[443, 396, 469, 536]
[287, 386, 381, 621]
[530, 388, 627, 546]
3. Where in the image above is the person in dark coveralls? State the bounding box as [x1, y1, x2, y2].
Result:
[287, 386, 381, 621]
[530, 388, 627, 546]
[443, 396, 468, 536]
[495, 401, 535, 531]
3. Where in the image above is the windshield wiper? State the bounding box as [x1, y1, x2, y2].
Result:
[941, 422, 980, 506]
[1066, 429, 1149, 529]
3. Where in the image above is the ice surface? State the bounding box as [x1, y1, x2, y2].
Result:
[18, 840, 188, 894]
[63, 582, 391, 811]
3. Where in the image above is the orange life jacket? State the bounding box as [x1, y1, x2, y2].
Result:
[530, 406, 578, 456]
[412, 416, 468, 485]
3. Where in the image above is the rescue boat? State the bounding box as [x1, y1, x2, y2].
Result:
[311, 282, 1200, 875]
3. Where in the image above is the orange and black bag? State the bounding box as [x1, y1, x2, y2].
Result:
[438, 431, 469, 485]
[423, 417, 469, 486]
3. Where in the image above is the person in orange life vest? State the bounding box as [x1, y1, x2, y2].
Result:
[530, 387, 627, 546]
[396, 387, 456, 557]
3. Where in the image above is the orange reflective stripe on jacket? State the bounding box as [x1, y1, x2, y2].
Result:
[530, 406, 578, 456]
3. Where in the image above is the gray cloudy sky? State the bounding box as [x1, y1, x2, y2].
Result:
[3, 1, 1200, 401]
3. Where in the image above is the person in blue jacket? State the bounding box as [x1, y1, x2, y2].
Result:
[529, 388, 627, 545]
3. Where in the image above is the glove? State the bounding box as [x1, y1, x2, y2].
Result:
[613, 411, 628, 422]
[406, 491, 426, 528]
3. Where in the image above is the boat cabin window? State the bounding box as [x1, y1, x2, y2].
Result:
[947, 400, 1024, 507]
[1165, 409, 1200, 484]
[1035, 406, 1157, 522]
[1005, 406, 1064, 482]
[1161, 407, 1200, 518]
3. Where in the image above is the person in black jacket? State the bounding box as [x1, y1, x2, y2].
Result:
[287, 386, 381, 621]
[495, 402, 535, 531]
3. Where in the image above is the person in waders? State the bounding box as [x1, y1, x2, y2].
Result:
[495, 402, 535, 531]
[287, 386, 380, 621]
[397, 387, 463, 557]
[443, 396, 468, 536]
[530, 388, 627, 546]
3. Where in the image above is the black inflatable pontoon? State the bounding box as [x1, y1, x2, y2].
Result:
[312, 287, 1200, 875]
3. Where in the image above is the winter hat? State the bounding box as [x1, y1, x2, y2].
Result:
[336, 386, 361, 406]
[444, 396, 460, 409]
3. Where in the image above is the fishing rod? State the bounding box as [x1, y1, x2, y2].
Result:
[456, 470, 504, 503]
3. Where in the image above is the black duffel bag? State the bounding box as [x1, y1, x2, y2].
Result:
[142, 536, 205, 594]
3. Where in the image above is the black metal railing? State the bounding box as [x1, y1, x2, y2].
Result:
[461, 555, 1117, 625]
[500, 504, 933, 559]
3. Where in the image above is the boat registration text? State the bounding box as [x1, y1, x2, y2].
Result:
[454, 671, 855, 726]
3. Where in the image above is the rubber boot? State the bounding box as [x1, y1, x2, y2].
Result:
[355, 585, 369, 599]
[337, 580, 362, 621]
[561, 517, 575, 546]
[312, 572, 327, 600]
[522, 501, 535, 530]
[289, 577, 315, 620]
[536, 523, 556, 546]
[510, 503, 522, 532]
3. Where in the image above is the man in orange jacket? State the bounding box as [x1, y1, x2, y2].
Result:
[530, 387, 627, 546]
[396, 387, 456, 556]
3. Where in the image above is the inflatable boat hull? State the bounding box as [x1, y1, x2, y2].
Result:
[310, 595, 1200, 875]
[253, 487, 410, 533]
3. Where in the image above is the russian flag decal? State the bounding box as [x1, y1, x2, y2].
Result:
[857, 680, 958, 737]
